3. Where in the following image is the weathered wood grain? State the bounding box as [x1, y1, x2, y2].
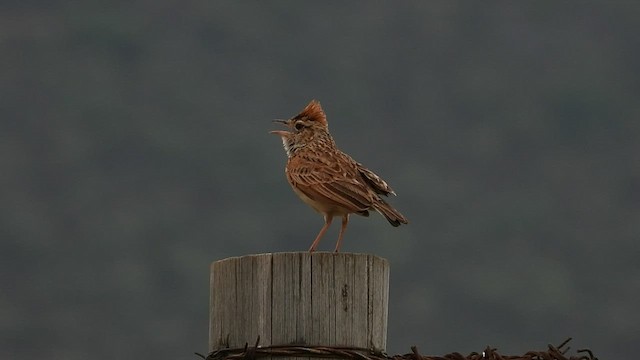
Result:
[209, 252, 389, 353]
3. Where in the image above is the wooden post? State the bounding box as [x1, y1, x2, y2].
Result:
[209, 252, 389, 352]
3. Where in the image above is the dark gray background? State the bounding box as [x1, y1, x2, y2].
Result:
[2, 2, 638, 360]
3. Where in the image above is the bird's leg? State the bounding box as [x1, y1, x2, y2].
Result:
[334, 214, 349, 253]
[308, 215, 333, 252]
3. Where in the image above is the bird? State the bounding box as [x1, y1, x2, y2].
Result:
[270, 100, 408, 252]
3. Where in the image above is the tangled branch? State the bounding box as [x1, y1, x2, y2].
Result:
[196, 337, 597, 360]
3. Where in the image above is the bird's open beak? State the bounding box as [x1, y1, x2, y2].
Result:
[270, 119, 291, 136]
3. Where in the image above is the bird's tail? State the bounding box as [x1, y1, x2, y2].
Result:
[373, 200, 408, 227]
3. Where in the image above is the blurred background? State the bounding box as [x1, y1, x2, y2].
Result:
[2, 2, 639, 360]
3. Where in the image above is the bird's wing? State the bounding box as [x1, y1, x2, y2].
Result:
[287, 153, 374, 213]
[356, 162, 396, 196]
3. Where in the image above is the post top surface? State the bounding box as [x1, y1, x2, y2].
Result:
[210, 252, 388, 267]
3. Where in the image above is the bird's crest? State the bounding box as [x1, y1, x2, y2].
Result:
[295, 100, 327, 126]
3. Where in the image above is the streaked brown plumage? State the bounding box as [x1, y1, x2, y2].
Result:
[270, 100, 408, 252]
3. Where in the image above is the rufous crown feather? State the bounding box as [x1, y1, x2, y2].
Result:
[294, 100, 327, 126]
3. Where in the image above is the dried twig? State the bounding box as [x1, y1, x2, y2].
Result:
[200, 337, 596, 360]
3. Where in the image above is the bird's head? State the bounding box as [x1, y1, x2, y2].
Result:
[270, 100, 329, 157]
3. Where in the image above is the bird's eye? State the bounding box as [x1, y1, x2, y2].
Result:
[294, 122, 304, 130]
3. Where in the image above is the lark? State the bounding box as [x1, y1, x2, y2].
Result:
[270, 100, 408, 252]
